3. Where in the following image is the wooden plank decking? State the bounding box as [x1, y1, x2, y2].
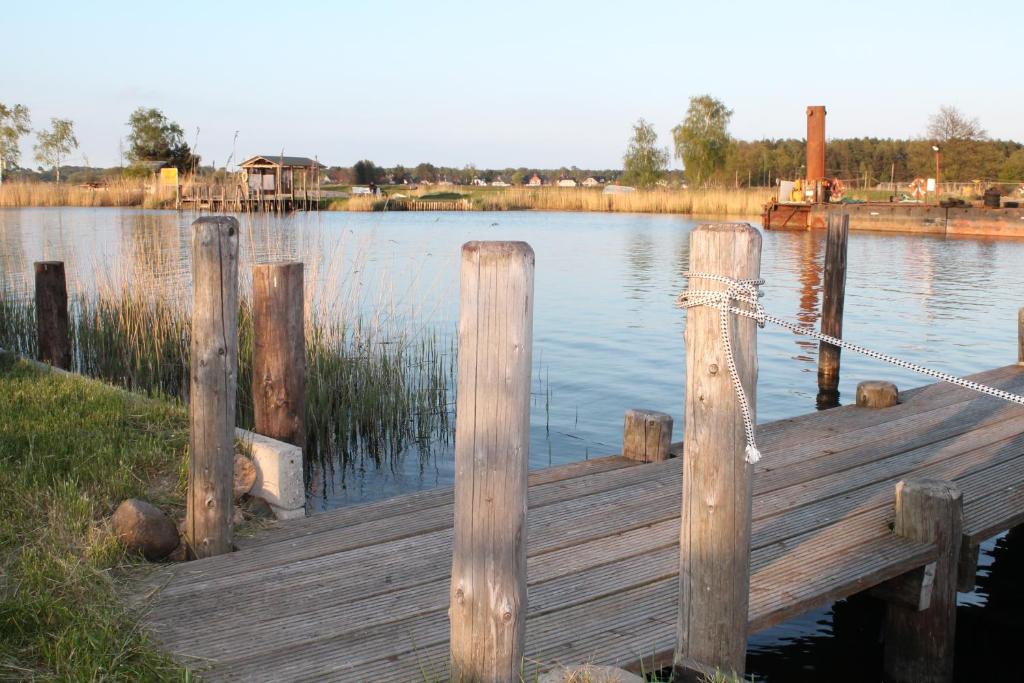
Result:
[132, 364, 1024, 682]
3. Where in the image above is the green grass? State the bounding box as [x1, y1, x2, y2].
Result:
[418, 191, 470, 201]
[0, 290, 455, 485]
[0, 351, 190, 681]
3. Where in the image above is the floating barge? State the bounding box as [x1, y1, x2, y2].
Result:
[763, 201, 1024, 237]
[762, 106, 1024, 238]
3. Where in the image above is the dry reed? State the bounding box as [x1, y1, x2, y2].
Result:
[476, 187, 771, 214]
[342, 186, 771, 215]
[0, 180, 150, 208]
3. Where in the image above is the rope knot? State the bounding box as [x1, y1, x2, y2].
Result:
[679, 271, 764, 465]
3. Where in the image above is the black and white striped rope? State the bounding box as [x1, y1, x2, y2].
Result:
[677, 272, 1024, 465]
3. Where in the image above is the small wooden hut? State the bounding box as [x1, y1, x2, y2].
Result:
[239, 155, 323, 211]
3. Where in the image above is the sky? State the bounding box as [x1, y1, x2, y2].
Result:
[3, 0, 1022, 170]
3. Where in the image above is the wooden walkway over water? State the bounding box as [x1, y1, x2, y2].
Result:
[132, 363, 1024, 681]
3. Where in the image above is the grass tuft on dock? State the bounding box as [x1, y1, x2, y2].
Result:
[0, 351, 189, 681]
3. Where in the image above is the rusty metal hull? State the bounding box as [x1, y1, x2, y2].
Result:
[763, 201, 1024, 238]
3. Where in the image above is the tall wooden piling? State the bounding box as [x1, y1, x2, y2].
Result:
[252, 262, 306, 449]
[816, 212, 849, 408]
[449, 241, 534, 683]
[34, 261, 70, 369]
[186, 216, 239, 559]
[675, 224, 761, 679]
[1018, 307, 1023, 363]
[883, 479, 963, 683]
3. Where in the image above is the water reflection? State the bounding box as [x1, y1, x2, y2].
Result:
[746, 529, 1024, 682]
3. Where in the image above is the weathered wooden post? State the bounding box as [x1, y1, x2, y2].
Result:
[816, 212, 849, 409]
[34, 261, 70, 369]
[252, 262, 306, 450]
[883, 479, 963, 683]
[675, 223, 761, 679]
[186, 216, 239, 559]
[1018, 307, 1024, 364]
[622, 408, 673, 463]
[450, 241, 534, 683]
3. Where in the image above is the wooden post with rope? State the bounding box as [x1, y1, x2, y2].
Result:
[817, 212, 849, 408]
[186, 216, 239, 559]
[675, 223, 761, 679]
[449, 241, 535, 683]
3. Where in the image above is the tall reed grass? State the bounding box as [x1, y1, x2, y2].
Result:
[0, 249, 455, 485]
[484, 187, 771, 215]
[341, 186, 772, 215]
[0, 180, 153, 208]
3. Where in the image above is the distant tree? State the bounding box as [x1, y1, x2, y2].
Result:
[34, 118, 78, 183]
[925, 106, 991, 181]
[327, 166, 352, 184]
[1000, 149, 1024, 182]
[511, 170, 525, 185]
[927, 105, 987, 142]
[622, 118, 669, 188]
[125, 107, 198, 172]
[413, 162, 437, 182]
[672, 95, 733, 188]
[0, 103, 31, 180]
[352, 159, 380, 185]
[392, 164, 409, 183]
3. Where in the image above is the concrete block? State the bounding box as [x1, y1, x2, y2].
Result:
[236, 428, 305, 515]
[269, 504, 306, 521]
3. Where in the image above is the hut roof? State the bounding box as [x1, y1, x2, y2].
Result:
[240, 155, 322, 169]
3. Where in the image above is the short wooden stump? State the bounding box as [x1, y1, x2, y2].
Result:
[622, 408, 673, 463]
[856, 380, 899, 408]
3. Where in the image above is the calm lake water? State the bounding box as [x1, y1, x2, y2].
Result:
[2, 207, 1022, 680]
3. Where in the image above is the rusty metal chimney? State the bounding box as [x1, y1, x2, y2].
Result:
[806, 106, 826, 183]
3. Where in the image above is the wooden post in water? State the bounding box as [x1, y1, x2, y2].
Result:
[186, 216, 239, 559]
[883, 479, 963, 683]
[1018, 307, 1024, 364]
[816, 212, 849, 408]
[34, 261, 70, 369]
[675, 223, 761, 679]
[252, 262, 306, 450]
[450, 241, 534, 683]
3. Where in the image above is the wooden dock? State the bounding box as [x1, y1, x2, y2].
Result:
[132, 363, 1024, 681]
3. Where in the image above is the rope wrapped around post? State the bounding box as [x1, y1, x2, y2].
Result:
[678, 272, 1024, 465]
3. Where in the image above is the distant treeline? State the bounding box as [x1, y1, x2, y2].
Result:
[8, 139, 1023, 189]
[332, 138, 1024, 189]
[727, 137, 1024, 186]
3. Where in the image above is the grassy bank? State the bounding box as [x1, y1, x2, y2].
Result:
[0, 285, 454, 482]
[0, 351, 188, 680]
[340, 186, 772, 215]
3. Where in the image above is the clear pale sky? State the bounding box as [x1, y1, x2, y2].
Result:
[3, 0, 1020, 170]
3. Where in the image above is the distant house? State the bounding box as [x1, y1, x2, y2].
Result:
[471, 177, 488, 186]
[239, 155, 322, 197]
[582, 177, 601, 187]
[351, 186, 373, 195]
[491, 180, 510, 187]
[556, 178, 577, 188]
[527, 174, 543, 187]
[603, 185, 636, 195]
